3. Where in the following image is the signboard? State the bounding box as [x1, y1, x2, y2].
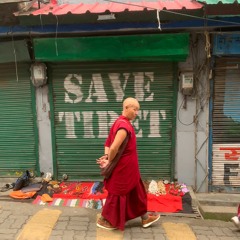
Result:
[213, 34, 240, 55]
[212, 144, 240, 186]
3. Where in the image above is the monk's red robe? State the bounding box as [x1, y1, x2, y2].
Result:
[102, 115, 147, 230]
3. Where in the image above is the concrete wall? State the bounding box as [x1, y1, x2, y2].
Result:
[176, 33, 210, 192]
[36, 86, 53, 176]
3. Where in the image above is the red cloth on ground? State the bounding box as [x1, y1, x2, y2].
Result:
[102, 116, 147, 230]
[147, 193, 183, 212]
[54, 182, 108, 199]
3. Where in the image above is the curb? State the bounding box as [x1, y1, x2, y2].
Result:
[188, 186, 204, 219]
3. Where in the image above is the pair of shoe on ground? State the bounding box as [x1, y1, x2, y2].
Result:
[97, 214, 160, 230]
[0, 183, 14, 192]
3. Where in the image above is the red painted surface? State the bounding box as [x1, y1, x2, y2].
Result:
[31, 0, 203, 16]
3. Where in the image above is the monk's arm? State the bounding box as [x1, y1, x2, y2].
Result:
[108, 129, 127, 162]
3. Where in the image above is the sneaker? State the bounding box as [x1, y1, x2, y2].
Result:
[231, 216, 240, 229]
[142, 214, 160, 228]
[97, 217, 117, 230]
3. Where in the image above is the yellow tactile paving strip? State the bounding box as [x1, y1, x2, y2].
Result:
[162, 222, 197, 240]
[96, 213, 123, 240]
[16, 208, 61, 240]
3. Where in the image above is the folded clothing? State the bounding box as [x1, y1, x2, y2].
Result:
[41, 193, 53, 202]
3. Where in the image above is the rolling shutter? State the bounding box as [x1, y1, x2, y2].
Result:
[212, 57, 240, 188]
[0, 63, 38, 176]
[49, 62, 177, 180]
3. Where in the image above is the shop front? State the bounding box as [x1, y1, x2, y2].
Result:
[211, 33, 240, 192]
[33, 33, 189, 180]
[0, 40, 38, 177]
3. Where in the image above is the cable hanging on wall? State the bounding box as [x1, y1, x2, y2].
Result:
[204, 31, 211, 59]
[191, 34, 210, 192]
[55, 15, 59, 57]
[11, 29, 19, 83]
[40, 14, 43, 30]
[156, 10, 162, 31]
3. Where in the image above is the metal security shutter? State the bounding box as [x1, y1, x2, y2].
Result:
[212, 58, 240, 189]
[0, 63, 38, 177]
[49, 62, 177, 180]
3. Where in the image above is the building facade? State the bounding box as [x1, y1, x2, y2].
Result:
[0, 0, 239, 192]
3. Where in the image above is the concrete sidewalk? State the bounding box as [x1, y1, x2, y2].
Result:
[0, 187, 240, 240]
[189, 187, 240, 221]
[0, 198, 240, 240]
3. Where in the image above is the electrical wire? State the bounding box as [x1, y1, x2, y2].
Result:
[40, 14, 43, 30]
[156, 10, 161, 31]
[177, 96, 194, 126]
[55, 15, 59, 56]
[103, 0, 240, 26]
[177, 34, 210, 127]
[11, 31, 19, 83]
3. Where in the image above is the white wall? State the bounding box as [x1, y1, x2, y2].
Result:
[176, 33, 210, 192]
[36, 85, 53, 176]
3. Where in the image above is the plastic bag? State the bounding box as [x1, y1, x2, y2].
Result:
[13, 170, 31, 191]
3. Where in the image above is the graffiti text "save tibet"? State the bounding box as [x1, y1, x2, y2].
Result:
[58, 73, 167, 139]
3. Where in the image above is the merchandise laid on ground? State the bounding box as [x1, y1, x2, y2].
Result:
[1, 173, 201, 217]
[32, 180, 190, 212]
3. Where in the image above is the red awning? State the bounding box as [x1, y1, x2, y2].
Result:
[30, 0, 203, 16]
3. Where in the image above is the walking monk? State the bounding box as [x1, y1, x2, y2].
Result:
[96, 97, 160, 230]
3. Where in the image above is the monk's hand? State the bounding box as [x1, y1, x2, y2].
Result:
[96, 155, 109, 168]
[99, 159, 109, 168]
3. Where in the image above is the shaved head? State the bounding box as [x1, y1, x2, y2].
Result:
[123, 97, 140, 110]
[122, 97, 140, 120]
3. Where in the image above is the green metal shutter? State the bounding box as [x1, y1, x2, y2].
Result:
[49, 62, 177, 181]
[212, 58, 240, 189]
[0, 63, 38, 177]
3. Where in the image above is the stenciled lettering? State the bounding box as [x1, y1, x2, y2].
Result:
[220, 147, 240, 161]
[58, 110, 166, 139]
[97, 111, 119, 138]
[58, 112, 81, 138]
[61, 71, 164, 139]
[133, 72, 154, 101]
[224, 163, 239, 185]
[86, 74, 108, 102]
[64, 74, 83, 104]
[108, 73, 125, 102]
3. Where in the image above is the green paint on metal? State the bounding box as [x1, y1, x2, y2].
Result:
[33, 34, 189, 62]
[0, 63, 37, 177]
[0, 40, 30, 63]
[49, 62, 177, 180]
[197, 0, 240, 3]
